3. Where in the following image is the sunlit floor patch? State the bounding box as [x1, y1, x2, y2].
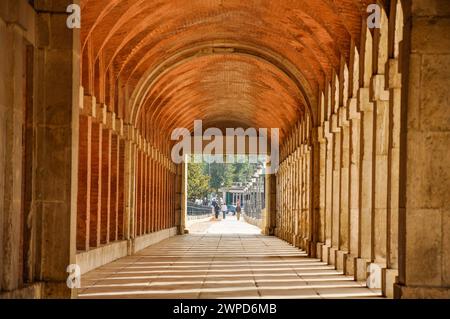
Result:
[78, 231, 382, 299]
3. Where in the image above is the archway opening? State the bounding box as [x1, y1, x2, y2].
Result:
[185, 155, 265, 235]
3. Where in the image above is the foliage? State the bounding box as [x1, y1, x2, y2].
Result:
[187, 162, 210, 201]
[207, 163, 235, 192]
[187, 156, 260, 199]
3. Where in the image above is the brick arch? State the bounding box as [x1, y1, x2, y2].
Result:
[141, 54, 302, 140]
[80, 0, 384, 138]
[129, 42, 316, 133]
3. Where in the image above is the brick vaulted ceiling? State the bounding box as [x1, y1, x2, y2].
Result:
[80, 0, 380, 143]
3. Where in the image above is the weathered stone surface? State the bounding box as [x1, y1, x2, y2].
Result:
[1, 0, 450, 300]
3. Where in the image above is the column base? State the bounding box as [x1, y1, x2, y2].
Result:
[345, 254, 358, 276]
[302, 238, 312, 255]
[293, 235, 301, 248]
[336, 250, 349, 273]
[321, 244, 332, 264]
[262, 226, 275, 236]
[0, 281, 74, 299]
[309, 240, 317, 258]
[355, 258, 371, 282]
[316, 242, 324, 260]
[394, 284, 450, 299]
[382, 268, 398, 299]
[283, 231, 293, 245]
[274, 227, 279, 238]
[0, 282, 43, 299]
[43, 281, 76, 299]
[367, 262, 386, 289]
[329, 247, 339, 266]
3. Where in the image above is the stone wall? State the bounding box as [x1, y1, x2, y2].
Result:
[273, 0, 450, 299]
[395, 0, 450, 299]
[0, 0, 180, 299]
[275, 0, 405, 298]
[0, 0, 80, 298]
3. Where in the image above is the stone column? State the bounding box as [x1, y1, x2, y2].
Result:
[383, 0, 404, 298]
[315, 126, 327, 259]
[295, 149, 301, 247]
[355, 86, 375, 281]
[370, 5, 391, 289]
[123, 125, 136, 252]
[33, 0, 80, 298]
[263, 170, 276, 235]
[322, 120, 333, 264]
[337, 107, 350, 272]
[347, 98, 361, 276]
[177, 159, 187, 235]
[305, 145, 313, 254]
[371, 75, 390, 287]
[355, 26, 375, 282]
[395, 0, 450, 299]
[0, 1, 30, 292]
[330, 114, 342, 266]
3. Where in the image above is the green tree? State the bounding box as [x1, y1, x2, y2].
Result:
[233, 161, 256, 183]
[208, 163, 235, 192]
[187, 163, 210, 201]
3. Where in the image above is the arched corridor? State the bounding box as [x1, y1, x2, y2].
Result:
[0, 0, 449, 299]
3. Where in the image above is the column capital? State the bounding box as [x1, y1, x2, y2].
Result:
[388, 59, 402, 89]
[358, 88, 374, 112]
[115, 118, 124, 137]
[348, 97, 361, 120]
[123, 124, 136, 142]
[82, 95, 96, 117]
[105, 111, 116, 131]
[371, 74, 390, 102]
[338, 106, 350, 127]
[95, 103, 107, 125]
[331, 113, 341, 133]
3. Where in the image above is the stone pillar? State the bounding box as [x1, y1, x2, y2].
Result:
[176, 159, 187, 235]
[330, 114, 341, 266]
[371, 75, 390, 286]
[315, 126, 327, 259]
[395, 0, 450, 299]
[370, 5, 391, 289]
[33, 0, 80, 298]
[337, 107, 350, 272]
[347, 98, 362, 276]
[356, 86, 375, 281]
[355, 26, 375, 282]
[123, 126, 136, 252]
[0, 1, 30, 292]
[383, 0, 404, 298]
[322, 120, 333, 264]
[294, 149, 301, 247]
[305, 145, 312, 254]
[263, 171, 276, 235]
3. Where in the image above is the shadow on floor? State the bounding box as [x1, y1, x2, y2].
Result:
[78, 233, 382, 299]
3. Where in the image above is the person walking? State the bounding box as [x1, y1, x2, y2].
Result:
[221, 202, 228, 220]
[236, 200, 242, 221]
[212, 200, 220, 219]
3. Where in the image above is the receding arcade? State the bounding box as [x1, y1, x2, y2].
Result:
[0, 0, 449, 299]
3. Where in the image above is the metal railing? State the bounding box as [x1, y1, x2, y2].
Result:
[187, 201, 212, 219]
[243, 174, 265, 221]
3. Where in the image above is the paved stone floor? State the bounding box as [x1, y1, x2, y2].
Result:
[187, 215, 261, 234]
[78, 218, 382, 299]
